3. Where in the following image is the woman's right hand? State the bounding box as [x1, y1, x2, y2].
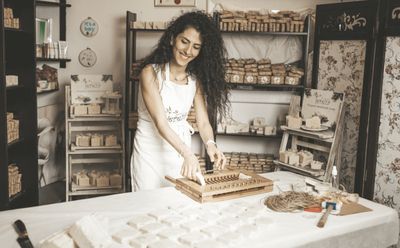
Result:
[180, 152, 200, 180]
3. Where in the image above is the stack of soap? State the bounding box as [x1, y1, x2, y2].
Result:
[68, 215, 112, 248]
[39, 231, 76, 248]
[305, 116, 321, 129]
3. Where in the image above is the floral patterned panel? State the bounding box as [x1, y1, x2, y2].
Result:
[318, 40, 366, 192]
[374, 37, 400, 214]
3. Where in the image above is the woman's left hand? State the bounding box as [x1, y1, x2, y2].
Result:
[206, 143, 226, 170]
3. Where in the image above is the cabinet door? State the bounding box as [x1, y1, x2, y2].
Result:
[312, 1, 377, 193]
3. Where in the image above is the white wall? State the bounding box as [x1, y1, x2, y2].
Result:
[37, 0, 347, 183]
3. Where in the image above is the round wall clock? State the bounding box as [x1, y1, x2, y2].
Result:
[78, 48, 97, 67]
[80, 17, 99, 37]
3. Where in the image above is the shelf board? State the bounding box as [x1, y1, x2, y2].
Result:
[129, 28, 165, 32]
[36, 57, 71, 62]
[8, 190, 25, 203]
[70, 113, 121, 119]
[273, 160, 325, 177]
[37, 88, 59, 94]
[70, 144, 122, 152]
[69, 183, 123, 195]
[217, 132, 282, 138]
[68, 117, 122, 122]
[281, 126, 334, 141]
[221, 31, 308, 36]
[6, 85, 23, 91]
[4, 27, 29, 33]
[68, 149, 123, 155]
[36, 1, 71, 7]
[7, 138, 23, 148]
[228, 83, 304, 91]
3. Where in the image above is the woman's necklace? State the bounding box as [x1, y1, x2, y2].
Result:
[172, 73, 188, 82]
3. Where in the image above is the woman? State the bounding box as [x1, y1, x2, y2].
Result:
[131, 11, 229, 191]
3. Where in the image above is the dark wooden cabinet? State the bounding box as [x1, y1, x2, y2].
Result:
[0, 0, 38, 210]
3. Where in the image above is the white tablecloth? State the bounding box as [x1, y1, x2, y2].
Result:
[0, 172, 398, 248]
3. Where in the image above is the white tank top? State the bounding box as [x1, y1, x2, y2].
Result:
[136, 62, 197, 145]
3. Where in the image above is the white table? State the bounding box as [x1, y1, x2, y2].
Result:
[0, 172, 398, 248]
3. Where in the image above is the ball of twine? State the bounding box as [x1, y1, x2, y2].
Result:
[264, 191, 322, 212]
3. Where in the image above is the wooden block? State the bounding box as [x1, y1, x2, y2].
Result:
[244, 75, 257, 84]
[97, 174, 109, 187]
[253, 117, 265, 126]
[286, 115, 302, 129]
[133, 21, 145, 29]
[110, 173, 122, 186]
[230, 74, 244, 84]
[77, 173, 90, 186]
[258, 75, 271, 84]
[90, 134, 103, 147]
[105, 135, 117, 146]
[285, 76, 300, 85]
[305, 116, 321, 129]
[271, 76, 284, 85]
[264, 126, 276, 135]
[76, 135, 90, 147]
[88, 170, 99, 185]
[87, 104, 101, 115]
[73, 105, 88, 115]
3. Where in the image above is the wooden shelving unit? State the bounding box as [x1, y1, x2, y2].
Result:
[214, 14, 312, 171]
[0, 0, 38, 210]
[65, 84, 126, 201]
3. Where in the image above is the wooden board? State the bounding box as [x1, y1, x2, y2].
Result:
[172, 170, 273, 203]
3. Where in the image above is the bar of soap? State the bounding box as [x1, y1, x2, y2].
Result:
[148, 239, 186, 248]
[39, 230, 76, 248]
[180, 219, 208, 232]
[196, 212, 220, 224]
[68, 215, 112, 248]
[157, 226, 187, 241]
[140, 222, 167, 234]
[161, 214, 186, 227]
[217, 216, 242, 230]
[200, 224, 228, 238]
[127, 214, 156, 228]
[255, 216, 274, 227]
[148, 208, 173, 220]
[129, 234, 159, 248]
[216, 231, 244, 246]
[111, 227, 141, 244]
[193, 240, 225, 248]
[235, 224, 262, 238]
[178, 231, 208, 246]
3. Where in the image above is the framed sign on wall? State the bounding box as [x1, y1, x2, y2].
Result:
[154, 0, 196, 7]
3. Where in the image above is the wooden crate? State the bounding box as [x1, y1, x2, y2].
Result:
[171, 170, 273, 203]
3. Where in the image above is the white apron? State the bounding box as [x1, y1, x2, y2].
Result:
[131, 63, 197, 191]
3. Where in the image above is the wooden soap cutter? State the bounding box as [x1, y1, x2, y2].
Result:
[166, 169, 273, 203]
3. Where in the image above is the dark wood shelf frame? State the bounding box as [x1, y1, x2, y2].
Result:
[36, 0, 70, 68]
[36, 0, 71, 7]
[1, 0, 39, 210]
[36, 57, 71, 62]
[228, 83, 304, 92]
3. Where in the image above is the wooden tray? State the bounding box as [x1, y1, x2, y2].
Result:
[169, 170, 273, 203]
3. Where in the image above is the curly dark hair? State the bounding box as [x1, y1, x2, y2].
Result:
[140, 11, 229, 121]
